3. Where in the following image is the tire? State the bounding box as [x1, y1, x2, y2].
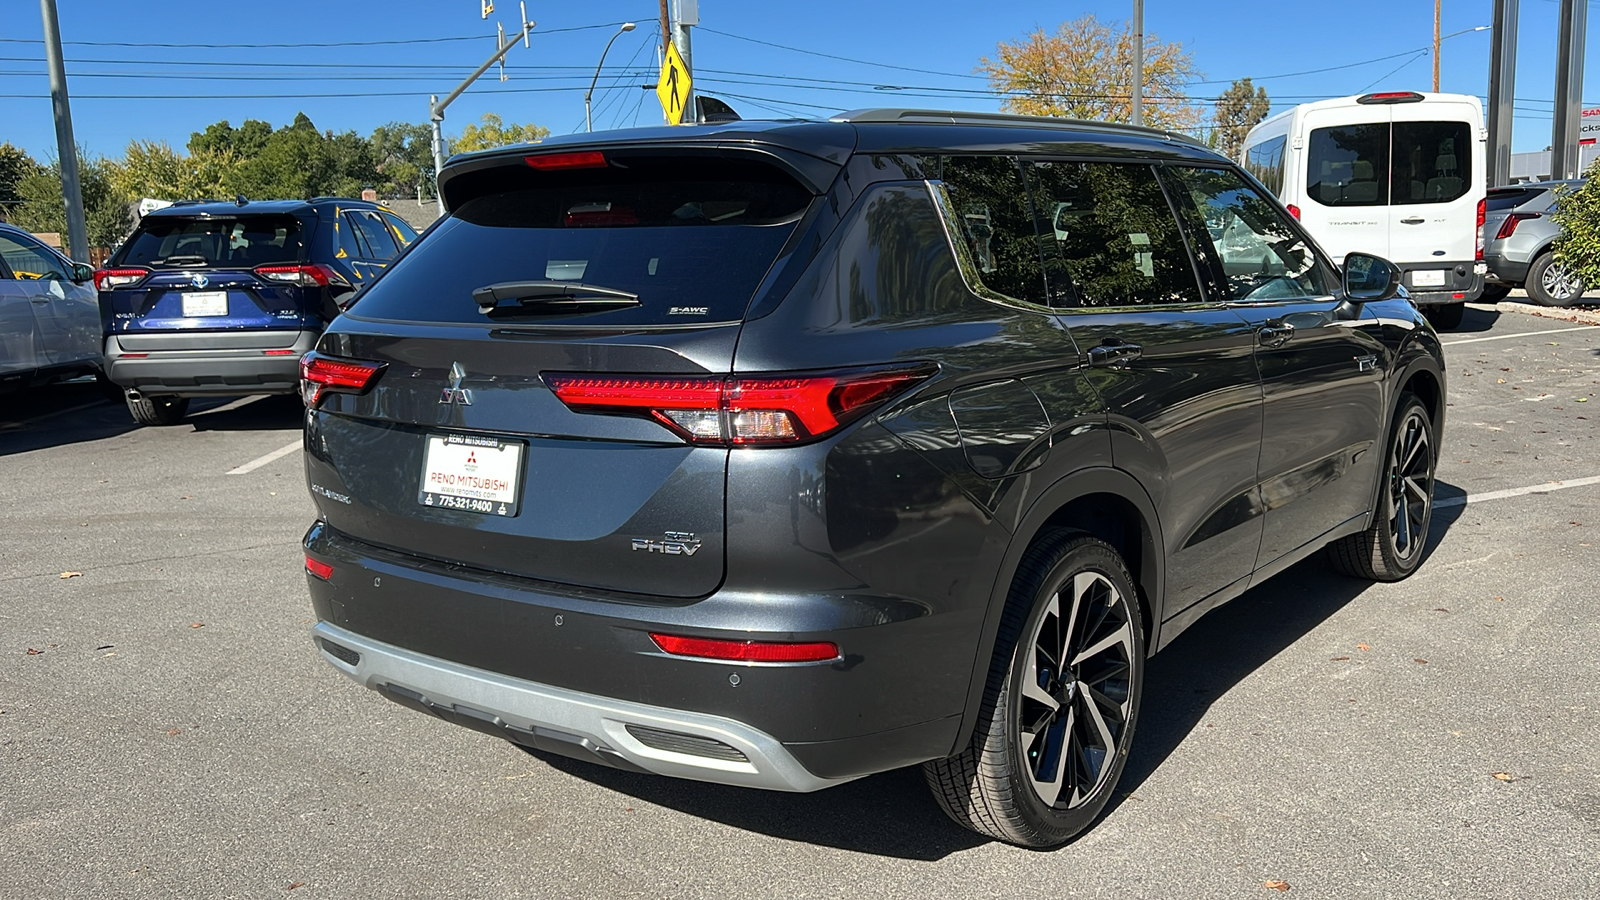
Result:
[126, 394, 189, 426]
[1526, 252, 1584, 307]
[1478, 283, 1511, 303]
[1423, 302, 1464, 331]
[925, 531, 1146, 848]
[1327, 393, 1436, 581]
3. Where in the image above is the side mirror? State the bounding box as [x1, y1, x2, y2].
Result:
[71, 263, 95, 284]
[1342, 252, 1401, 301]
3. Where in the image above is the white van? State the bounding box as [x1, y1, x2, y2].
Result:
[1241, 91, 1486, 329]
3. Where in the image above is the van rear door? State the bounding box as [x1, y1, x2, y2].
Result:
[1386, 98, 1483, 276]
[1299, 101, 1392, 261]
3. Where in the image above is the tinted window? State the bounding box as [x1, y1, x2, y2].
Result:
[1165, 166, 1328, 302]
[348, 210, 399, 259]
[1307, 124, 1389, 207]
[1024, 160, 1203, 308]
[939, 156, 1045, 305]
[1391, 121, 1471, 203]
[346, 157, 811, 326]
[117, 215, 305, 267]
[334, 212, 365, 260]
[382, 212, 419, 249]
[0, 234, 68, 281]
[1245, 135, 1287, 196]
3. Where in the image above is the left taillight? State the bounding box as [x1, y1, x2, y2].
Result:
[255, 264, 347, 288]
[93, 267, 149, 290]
[299, 350, 386, 408]
[544, 364, 937, 446]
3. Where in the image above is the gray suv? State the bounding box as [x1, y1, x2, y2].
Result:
[1481, 180, 1586, 306]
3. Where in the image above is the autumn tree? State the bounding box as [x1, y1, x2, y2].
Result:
[1212, 78, 1270, 162]
[450, 113, 550, 154]
[980, 15, 1201, 132]
[110, 140, 237, 201]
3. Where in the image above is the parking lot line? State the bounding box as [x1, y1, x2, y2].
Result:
[1435, 474, 1600, 509]
[1441, 324, 1598, 346]
[226, 438, 303, 476]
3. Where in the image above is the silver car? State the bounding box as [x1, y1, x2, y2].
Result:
[1481, 180, 1587, 307]
[0, 223, 104, 388]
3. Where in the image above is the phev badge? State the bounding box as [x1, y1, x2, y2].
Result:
[440, 361, 472, 405]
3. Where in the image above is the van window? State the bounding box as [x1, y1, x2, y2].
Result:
[1244, 135, 1287, 196]
[1391, 122, 1471, 203]
[939, 156, 1046, 305]
[1307, 125, 1389, 207]
[1024, 160, 1203, 308]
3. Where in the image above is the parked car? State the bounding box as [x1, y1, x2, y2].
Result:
[1480, 180, 1586, 306]
[0, 223, 103, 390]
[97, 197, 418, 425]
[299, 110, 1446, 848]
[1242, 91, 1487, 330]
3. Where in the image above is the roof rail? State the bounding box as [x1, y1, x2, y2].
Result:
[828, 108, 1205, 147]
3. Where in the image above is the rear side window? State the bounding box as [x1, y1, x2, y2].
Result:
[939, 156, 1046, 305]
[1244, 135, 1287, 196]
[1391, 121, 1471, 203]
[347, 210, 399, 260]
[117, 215, 305, 267]
[347, 157, 811, 325]
[1307, 125, 1389, 207]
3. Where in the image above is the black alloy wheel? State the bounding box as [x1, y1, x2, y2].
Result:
[1328, 393, 1436, 581]
[926, 532, 1145, 847]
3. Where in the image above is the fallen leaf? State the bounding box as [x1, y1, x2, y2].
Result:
[1356, 642, 1370, 652]
[1330, 656, 1350, 661]
[286, 882, 305, 891]
[25, 648, 42, 655]
[59, 571, 82, 579]
[1491, 772, 1515, 782]
[1414, 658, 1429, 664]
[166, 728, 182, 736]
[1450, 730, 1463, 736]
[189, 622, 205, 629]
[1265, 880, 1292, 892]
[1496, 378, 1507, 384]
[1432, 607, 1449, 612]
[1494, 596, 1504, 602]
[95, 644, 114, 650]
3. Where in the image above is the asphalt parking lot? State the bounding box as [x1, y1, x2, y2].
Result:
[3, 303, 1597, 899]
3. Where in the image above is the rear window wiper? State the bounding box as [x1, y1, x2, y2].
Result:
[472, 280, 640, 315]
[152, 255, 210, 267]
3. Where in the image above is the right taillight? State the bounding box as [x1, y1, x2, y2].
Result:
[544, 364, 936, 446]
[1495, 211, 1541, 240]
[93, 267, 149, 290]
[299, 350, 386, 408]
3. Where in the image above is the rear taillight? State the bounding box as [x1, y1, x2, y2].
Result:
[1286, 204, 1301, 221]
[305, 555, 333, 581]
[649, 633, 840, 663]
[1476, 198, 1487, 260]
[93, 267, 149, 290]
[299, 350, 386, 408]
[255, 264, 347, 288]
[544, 364, 936, 446]
[1495, 211, 1541, 240]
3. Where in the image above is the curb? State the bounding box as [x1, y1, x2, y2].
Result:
[1491, 300, 1600, 326]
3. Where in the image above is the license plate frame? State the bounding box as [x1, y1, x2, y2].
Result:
[181, 291, 229, 317]
[418, 433, 524, 517]
[1411, 269, 1447, 288]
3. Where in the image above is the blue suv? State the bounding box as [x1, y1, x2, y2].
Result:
[98, 197, 419, 424]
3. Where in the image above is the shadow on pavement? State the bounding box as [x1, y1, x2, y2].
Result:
[1451, 304, 1500, 333]
[0, 382, 302, 457]
[187, 394, 304, 432]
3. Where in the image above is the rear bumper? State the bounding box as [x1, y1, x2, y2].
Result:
[105, 329, 316, 396]
[1399, 260, 1484, 306]
[1482, 252, 1530, 285]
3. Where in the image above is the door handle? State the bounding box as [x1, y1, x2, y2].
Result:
[1257, 323, 1295, 347]
[1400, 216, 1426, 225]
[1086, 340, 1143, 367]
[30, 297, 49, 304]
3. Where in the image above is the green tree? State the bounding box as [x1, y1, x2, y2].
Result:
[979, 14, 1202, 131]
[371, 121, 435, 199]
[450, 113, 550, 154]
[1212, 78, 1270, 162]
[1550, 173, 1600, 289]
[9, 151, 133, 251]
[110, 140, 236, 201]
[0, 142, 40, 221]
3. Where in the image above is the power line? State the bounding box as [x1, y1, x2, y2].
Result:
[0, 23, 625, 50]
[697, 27, 987, 80]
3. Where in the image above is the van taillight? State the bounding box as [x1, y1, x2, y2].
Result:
[93, 267, 149, 290]
[1496, 211, 1539, 240]
[1476, 198, 1487, 260]
[1286, 204, 1301, 221]
[544, 364, 937, 446]
[299, 351, 386, 408]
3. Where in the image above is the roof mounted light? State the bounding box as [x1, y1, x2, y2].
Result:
[1357, 91, 1426, 105]
[525, 150, 608, 171]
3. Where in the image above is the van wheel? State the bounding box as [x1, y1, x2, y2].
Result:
[924, 531, 1145, 848]
[1327, 393, 1435, 581]
[126, 394, 189, 426]
[1423, 302, 1464, 330]
[1526, 253, 1584, 307]
[1478, 284, 1510, 303]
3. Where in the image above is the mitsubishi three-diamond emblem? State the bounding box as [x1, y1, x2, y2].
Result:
[440, 361, 472, 405]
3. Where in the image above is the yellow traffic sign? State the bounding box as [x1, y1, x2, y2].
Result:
[656, 40, 692, 125]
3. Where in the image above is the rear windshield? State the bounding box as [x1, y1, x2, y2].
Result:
[1486, 187, 1548, 211]
[1306, 120, 1472, 207]
[346, 157, 813, 326]
[117, 215, 306, 267]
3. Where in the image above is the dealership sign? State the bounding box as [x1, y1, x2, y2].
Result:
[1582, 107, 1600, 145]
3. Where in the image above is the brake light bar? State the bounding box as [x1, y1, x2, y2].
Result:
[299, 350, 386, 408]
[544, 364, 936, 446]
[1358, 91, 1425, 104]
[255, 264, 347, 288]
[649, 633, 840, 663]
[93, 267, 150, 290]
[525, 150, 608, 171]
[1496, 211, 1541, 240]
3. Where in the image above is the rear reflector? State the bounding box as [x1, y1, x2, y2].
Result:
[545, 364, 936, 445]
[305, 555, 334, 580]
[1358, 91, 1425, 104]
[1496, 211, 1540, 240]
[94, 267, 150, 290]
[263, 349, 297, 356]
[525, 150, 607, 171]
[649, 633, 840, 663]
[299, 350, 386, 408]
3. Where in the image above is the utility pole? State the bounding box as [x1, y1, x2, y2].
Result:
[429, 2, 534, 215]
[673, 0, 698, 120]
[659, 0, 672, 124]
[1130, 0, 1144, 126]
[1487, 0, 1518, 187]
[1552, 0, 1587, 180]
[39, 0, 87, 262]
[1433, 0, 1441, 92]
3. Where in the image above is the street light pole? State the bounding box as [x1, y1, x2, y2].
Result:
[1433, 24, 1489, 94]
[39, 0, 87, 262]
[430, 3, 535, 215]
[586, 22, 637, 133]
[1130, 0, 1144, 126]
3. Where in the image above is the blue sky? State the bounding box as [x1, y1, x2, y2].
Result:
[1, 0, 1592, 161]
